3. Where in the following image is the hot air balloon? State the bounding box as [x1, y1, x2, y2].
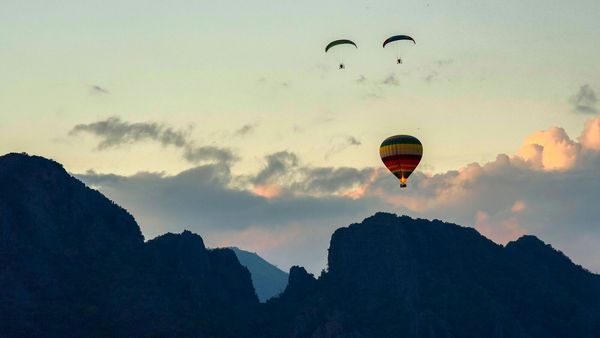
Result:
[379, 135, 422, 188]
[325, 39, 358, 69]
[382, 35, 416, 64]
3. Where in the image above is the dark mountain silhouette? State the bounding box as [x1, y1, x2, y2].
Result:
[230, 247, 288, 302]
[260, 213, 600, 337]
[1, 153, 600, 338]
[0, 153, 258, 338]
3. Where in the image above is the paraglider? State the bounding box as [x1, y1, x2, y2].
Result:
[382, 35, 416, 48]
[325, 39, 358, 70]
[382, 35, 416, 65]
[379, 135, 423, 188]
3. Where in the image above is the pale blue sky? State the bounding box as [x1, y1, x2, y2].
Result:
[2, 0, 599, 175]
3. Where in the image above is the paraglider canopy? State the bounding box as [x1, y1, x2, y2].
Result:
[382, 35, 416, 48]
[325, 39, 358, 52]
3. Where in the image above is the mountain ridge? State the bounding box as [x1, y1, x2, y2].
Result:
[0, 152, 258, 338]
[260, 212, 600, 337]
[1, 152, 599, 338]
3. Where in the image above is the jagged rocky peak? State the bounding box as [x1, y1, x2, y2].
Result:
[262, 212, 600, 338]
[281, 266, 317, 299]
[0, 153, 259, 337]
[327, 212, 494, 283]
[0, 152, 144, 256]
[147, 230, 208, 255]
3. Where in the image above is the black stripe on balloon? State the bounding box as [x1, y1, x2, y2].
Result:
[381, 154, 422, 162]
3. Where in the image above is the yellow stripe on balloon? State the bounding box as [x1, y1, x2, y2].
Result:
[379, 144, 423, 156]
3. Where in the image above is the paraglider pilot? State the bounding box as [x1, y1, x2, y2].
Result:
[397, 58, 402, 64]
[325, 40, 357, 70]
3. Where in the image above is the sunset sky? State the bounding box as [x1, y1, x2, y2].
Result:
[2, 0, 600, 273]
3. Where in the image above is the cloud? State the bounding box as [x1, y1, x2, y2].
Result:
[511, 200, 527, 213]
[356, 75, 367, 84]
[436, 59, 454, 67]
[517, 127, 580, 171]
[248, 148, 371, 198]
[292, 116, 335, 134]
[252, 151, 299, 186]
[234, 124, 256, 137]
[571, 84, 598, 114]
[75, 117, 600, 274]
[183, 145, 237, 164]
[424, 59, 454, 84]
[346, 136, 361, 146]
[382, 74, 400, 86]
[70, 117, 188, 149]
[256, 77, 291, 89]
[474, 211, 527, 245]
[324, 136, 362, 159]
[361, 118, 600, 271]
[292, 166, 374, 197]
[580, 117, 600, 151]
[91, 85, 109, 94]
[424, 71, 438, 84]
[70, 117, 233, 164]
[76, 161, 373, 271]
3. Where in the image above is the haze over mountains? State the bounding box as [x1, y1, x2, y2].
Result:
[230, 247, 288, 302]
[1, 152, 600, 337]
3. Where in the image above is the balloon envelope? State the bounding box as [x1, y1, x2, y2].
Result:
[379, 135, 423, 187]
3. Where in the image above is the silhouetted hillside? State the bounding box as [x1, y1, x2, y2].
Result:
[261, 213, 600, 338]
[2, 153, 600, 338]
[230, 247, 288, 302]
[0, 153, 258, 338]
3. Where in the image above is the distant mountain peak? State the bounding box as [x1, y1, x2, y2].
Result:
[280, 266, 317, 301]
[508, 234, 546, 247]
[230, 247, 288, 302]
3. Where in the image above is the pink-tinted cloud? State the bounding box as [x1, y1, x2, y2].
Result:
[341, 169, 381, 200]
[253, 184, 282, 199]
[580, 117, 600, 151]
[216, 226, 302, 253]
[511, 200, 527, 213]
[77, 117, 600, 273]
[475, 211, 527, 245]
[517, 127, 580, 171]
[360, 119, 600, 256]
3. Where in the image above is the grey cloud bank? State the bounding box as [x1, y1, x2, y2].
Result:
[70, 117, 234, 164]
[571, 84, 599, 114]
[76, 117, 600, 274]
[70, 117, 188, 149]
